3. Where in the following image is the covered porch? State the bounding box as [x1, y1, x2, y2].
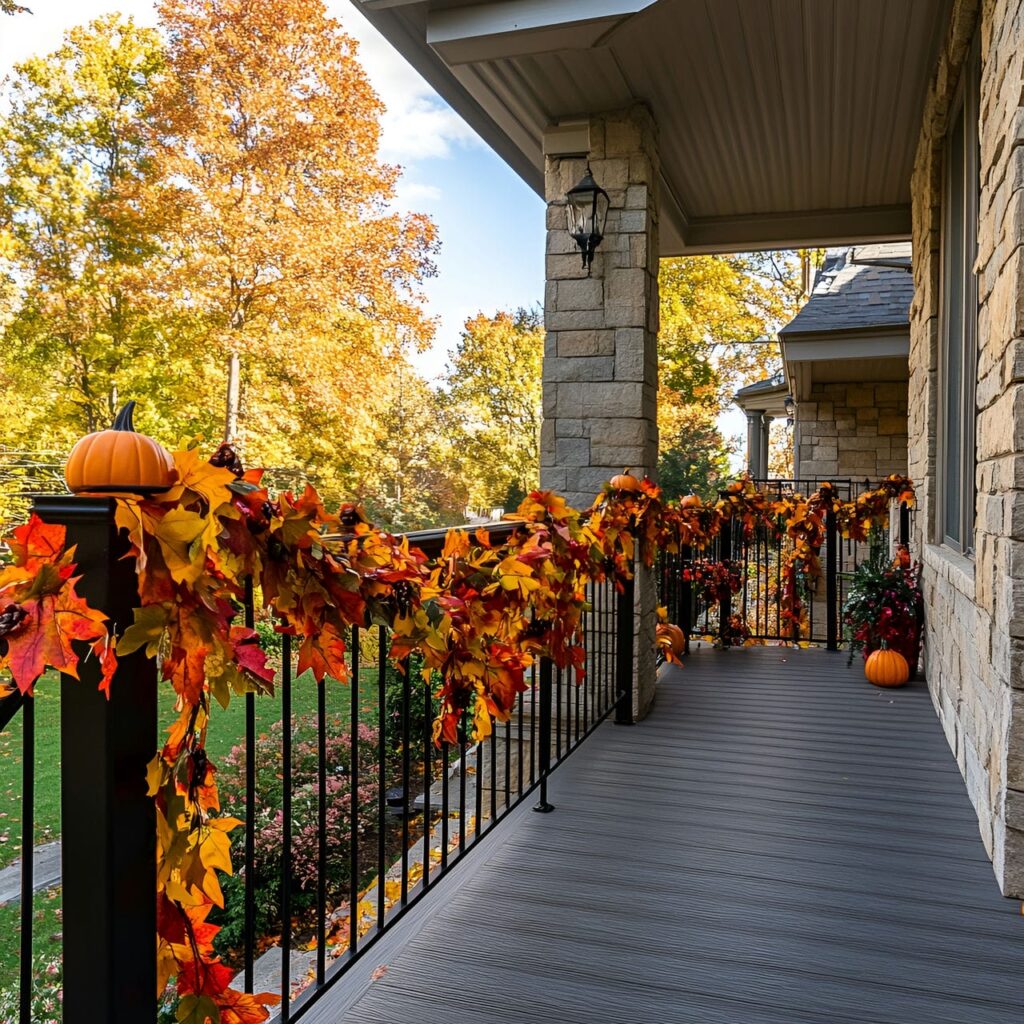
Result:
[310, 646, 1024, 1024]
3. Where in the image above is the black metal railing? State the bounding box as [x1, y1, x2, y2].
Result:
[659, 479, 913, 649]
[4, 501, 630, 1024]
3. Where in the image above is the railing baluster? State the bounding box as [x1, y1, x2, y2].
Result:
[19, 695, 33, 1024]
[533, 657, 554, 813]
[616, 566, 635, 724]
[280, 632, 292, 1021]
[349, 625, 360, 955]
[400, 657, 410, 905]
[316, 629, 327, 986]
[826, 508, 839, 651]
[441, 737, 450, 869]
[244, 578, 256, 994]
[422, 670, 432, 888]
[376, 627, 387, 933]
[458, 715, 467, 854]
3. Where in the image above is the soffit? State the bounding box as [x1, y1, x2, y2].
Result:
[354, 0, 953, 254]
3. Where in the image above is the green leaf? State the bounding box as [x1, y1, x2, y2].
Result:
[176, 994, 220, 1024]
[117, 603, 171, 657]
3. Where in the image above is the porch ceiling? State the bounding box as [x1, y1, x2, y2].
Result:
[353, 0, 953, 254]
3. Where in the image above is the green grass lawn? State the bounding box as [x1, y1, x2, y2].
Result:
[0, 659, 413, 1003]
[0, 666, 383, 871]
[0, 886, 62, 1000]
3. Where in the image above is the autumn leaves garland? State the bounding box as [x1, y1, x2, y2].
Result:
[0, 456, 915, 1024]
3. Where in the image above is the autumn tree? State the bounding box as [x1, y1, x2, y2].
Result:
[443, 309, 543, 511]
[152, 0, 438, 452]
[0, 16, 201, 445]
[657, 252, 806, 490]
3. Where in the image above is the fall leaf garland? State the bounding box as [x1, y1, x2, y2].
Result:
[0, 457, 914, 1023]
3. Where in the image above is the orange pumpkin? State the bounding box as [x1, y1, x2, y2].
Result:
[656, 623, 687, 657]
[864, 643, 910, 688]
[65, 401, 176, 495]
[680, 494, 702, 509]
[609, 470, 641, 493]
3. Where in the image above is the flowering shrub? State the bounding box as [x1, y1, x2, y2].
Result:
[843, 534, 923, 667]
[683, 560, 742, 607]
[0, 954, 62, 1023]
[213, 714, 382, 956]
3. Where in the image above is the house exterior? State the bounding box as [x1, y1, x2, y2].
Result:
[745, 244, 913, 485]
[733, 375, 789, 480]
[355, 0, 1024, 897]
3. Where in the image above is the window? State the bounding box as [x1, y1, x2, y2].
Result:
[938, 34, 980, 553]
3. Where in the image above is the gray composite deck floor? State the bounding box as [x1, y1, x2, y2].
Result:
[313, 645, 1024, 1024]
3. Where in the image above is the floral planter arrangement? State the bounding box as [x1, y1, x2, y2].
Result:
[842, 534, 924, 680]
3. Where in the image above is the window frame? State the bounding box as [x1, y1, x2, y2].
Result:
[936, 32, 980, 555]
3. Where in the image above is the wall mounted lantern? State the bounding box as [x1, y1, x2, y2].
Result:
[565, 165, 610, 275]
[784, 394, 795, 428]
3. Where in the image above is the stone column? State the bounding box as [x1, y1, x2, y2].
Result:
[745, 412, 763, 477]
[541, 105, 660, 720]
[760, 415, 773, 480]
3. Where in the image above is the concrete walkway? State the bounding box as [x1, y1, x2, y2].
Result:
[0, 840, 61, 904]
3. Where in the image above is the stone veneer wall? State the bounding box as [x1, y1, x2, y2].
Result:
[908, 0, 1024, 895]
[795, 381, 909, 482]
[540, 106, 659, 720]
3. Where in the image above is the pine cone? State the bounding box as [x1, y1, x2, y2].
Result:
[0, 604, 27, 639]
[209, 443, 244, 477]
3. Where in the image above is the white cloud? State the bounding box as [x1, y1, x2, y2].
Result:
[396, 181, 442, 206]
[332, 3, 479, 164]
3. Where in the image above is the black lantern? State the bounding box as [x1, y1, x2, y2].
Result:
[784, 394, 795, 417]
[565, 165, 610, 274]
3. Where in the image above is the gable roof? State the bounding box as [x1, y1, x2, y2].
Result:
[779, 243, 913, 336]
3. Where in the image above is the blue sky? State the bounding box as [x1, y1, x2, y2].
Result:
[0, 0, 546, 382]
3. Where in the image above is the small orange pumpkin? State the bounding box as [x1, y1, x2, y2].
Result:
[680, 494, 702, 509]
[864, 642, 910, 688]
[656, 622, 687, 657]
[609, 469, 642, 493]
[65, 401, 176, 495]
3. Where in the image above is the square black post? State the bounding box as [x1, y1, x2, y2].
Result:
[825, 508, 839, 651]
[33, 496, 157, 1024]
[899, 502, 911, 548]
[615, 566, 635, 724]
[679, 543, 693, 652]
[718, 519, 733, 647]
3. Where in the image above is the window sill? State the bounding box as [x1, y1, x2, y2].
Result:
[923, 543, 976, 599]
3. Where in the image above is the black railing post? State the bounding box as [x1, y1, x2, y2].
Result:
[825, 507, 839, 651]
[533, 656, 555, 812]
[33, 496, 157, 1024]
[615, 567, 635, 724]
[718, 518, 733, 647]
[679, 543, 693, 649]
[899, 501, 911, 548]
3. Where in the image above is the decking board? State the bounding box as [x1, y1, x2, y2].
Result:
[310, 646, 1024, 1024]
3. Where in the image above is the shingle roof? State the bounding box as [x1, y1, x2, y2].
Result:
[779, 242, 913, 336]
[735, 375, 786, 398]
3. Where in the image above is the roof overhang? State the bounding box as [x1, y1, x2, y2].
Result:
[352, 0, 952, 255]
[734, 380, 790, 419]
[782, 325, 909, 400]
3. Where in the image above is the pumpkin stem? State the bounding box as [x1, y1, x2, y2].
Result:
[111, 401, 137, 432]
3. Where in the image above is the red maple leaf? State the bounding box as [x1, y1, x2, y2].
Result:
[3, 578, 108, 693]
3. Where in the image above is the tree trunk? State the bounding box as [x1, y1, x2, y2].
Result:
[224, 351, 240, 443]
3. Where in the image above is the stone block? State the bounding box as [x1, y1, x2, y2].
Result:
[582, 382, 645, 419]
[556, 277, 604, 311]
[544, 356, 615, 384]
[878, 414, 908, 434]
[555, 418, 585, 437]
[555, 436, 590, 466]
[590, 444, 648, 468]
[545, 309, 605, 332]
[557, 330, 615, 357]
[589, 418, 650, 447]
